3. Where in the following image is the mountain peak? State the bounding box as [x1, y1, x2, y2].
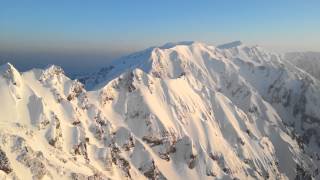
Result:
[0, 62, 21, 78]
[0, 62, 17, 73]
[157, 41, 207, 49]
[0, 62, 22, 88]
[1, 41, 320, 179]
[44, 64, 65, 75]
[39, 64, 65, 81]
[217, 40, 243, 49]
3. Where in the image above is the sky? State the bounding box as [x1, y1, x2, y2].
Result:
[0, 0, 320, 74]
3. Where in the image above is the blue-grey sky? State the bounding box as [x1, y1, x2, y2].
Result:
[1, 0, 320, 74]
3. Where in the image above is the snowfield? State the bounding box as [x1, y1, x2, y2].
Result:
[0, 41, 320, 180]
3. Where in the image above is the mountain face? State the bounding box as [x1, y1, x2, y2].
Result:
[285, 52, 320, 81]
[0, 41, 320, 180]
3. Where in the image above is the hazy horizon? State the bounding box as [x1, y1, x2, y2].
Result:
[1, 0, 320, 74]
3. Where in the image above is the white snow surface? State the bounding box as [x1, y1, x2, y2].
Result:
[0, 41, 320, 180]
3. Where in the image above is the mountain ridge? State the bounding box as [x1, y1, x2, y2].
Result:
[0, 41, 320, 180]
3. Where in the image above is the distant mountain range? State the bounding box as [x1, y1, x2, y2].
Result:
[285, 52, 320, 81]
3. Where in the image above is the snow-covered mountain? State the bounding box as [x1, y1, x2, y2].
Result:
[1, 41, 320, 180]
[285, 52, 320, 81]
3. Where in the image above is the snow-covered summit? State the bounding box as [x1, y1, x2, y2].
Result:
[40, 64, 65, 79]
[158, 41, 201, 49]
[0, 62, 23, 91]
[1, 41, 320, 180]
[0, 62, 16, 73]
[0, 62, 22, 81]
[79, 41, 271, 89]
[217, 40, 243, 49]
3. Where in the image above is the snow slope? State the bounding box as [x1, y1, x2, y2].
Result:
[0, 41, 320, 180]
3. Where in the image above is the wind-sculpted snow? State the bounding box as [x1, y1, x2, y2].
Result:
[0, 41, 320, 180]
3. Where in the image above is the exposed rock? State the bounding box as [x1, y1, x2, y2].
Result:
[0, 148, 12, 174]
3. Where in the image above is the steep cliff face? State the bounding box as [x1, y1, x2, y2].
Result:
[0, 41, 319, 179]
